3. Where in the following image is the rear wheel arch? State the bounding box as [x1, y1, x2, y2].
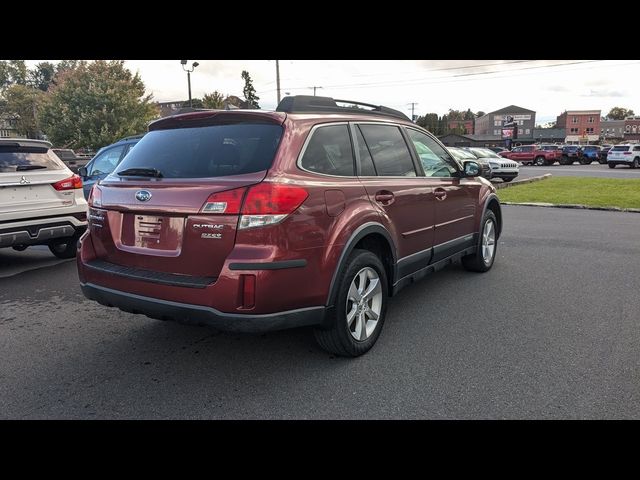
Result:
[326, 223, 396, 307]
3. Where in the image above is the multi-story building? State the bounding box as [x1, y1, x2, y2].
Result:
[474, 105, 536, 140]
[556, 110, 601, 144]
[0, 113, 20, 138]
[447, 119, 474, 134]
[623, 116, 640, 142]
[600, 119, 625, 142]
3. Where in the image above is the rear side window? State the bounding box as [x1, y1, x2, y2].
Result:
[0, 146, 64, 173]
[358, 125, 416, 177]
[115, 124, 283, 178]
[300, 125, 354, 176]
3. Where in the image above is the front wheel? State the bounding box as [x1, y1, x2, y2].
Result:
[580, 158, 592, 165]
[560, 156, 572, 165]
[502, 177, 515, 182]
[608, 163, 616, 169]
[632, 158, 639, 169]
[314, 249, 388, 357]
[534, 156, 546, 166]
[462, 210, 498, 273]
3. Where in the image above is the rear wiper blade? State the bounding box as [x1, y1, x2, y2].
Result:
[117, 167, 163, 178]
[16, 165, 47, 171]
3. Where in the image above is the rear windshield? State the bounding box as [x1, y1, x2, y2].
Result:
[469, 148, 500, 158]
[114, 124, 283, 178]
[612, 146, 630, 151]
[0, 147, 64, 173]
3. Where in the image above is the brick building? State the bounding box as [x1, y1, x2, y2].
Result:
[623, 116, 640, 142]
[556, 110, 601, 144]
[447, 120, 474, 134]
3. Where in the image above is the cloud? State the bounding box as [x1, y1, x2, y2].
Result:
[545, 85, 569, 92]
[582, 89, 626, 98]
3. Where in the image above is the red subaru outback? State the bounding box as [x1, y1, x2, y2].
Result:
[78, 96, 502, 357]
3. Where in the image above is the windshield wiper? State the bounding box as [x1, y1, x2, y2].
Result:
[117, 167, 163, 178]
[16, 165, 47, 171]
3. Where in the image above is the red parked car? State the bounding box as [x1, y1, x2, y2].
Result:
[499, 145, 562, 166]
[78, 96, 502, 357]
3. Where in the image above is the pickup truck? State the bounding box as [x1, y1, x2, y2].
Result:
[498, 145, 562, 166]
[51, 148, 92, 174]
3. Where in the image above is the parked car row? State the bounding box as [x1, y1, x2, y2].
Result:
[493, 143, 639, 168]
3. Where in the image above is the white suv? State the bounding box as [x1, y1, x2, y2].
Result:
[607, 144, 640, 169]
[0, 139, 88, 258]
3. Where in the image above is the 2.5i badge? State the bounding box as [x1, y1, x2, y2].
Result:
[201, 233, 222, 239]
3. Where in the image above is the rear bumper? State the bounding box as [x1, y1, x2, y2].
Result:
[0, 216, 87, 248]
[80, 282, 327, 333]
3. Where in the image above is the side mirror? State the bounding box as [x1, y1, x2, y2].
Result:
[463, 161, 480, 177]
[78, 166, 88, 177]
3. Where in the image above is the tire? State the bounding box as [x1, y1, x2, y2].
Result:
[608, 163, 616, 169]
[462, 210, 498, 273]
[580, 158, 592, 165]
[560, 156, 572, 165]
[534, 156, 546, 166]
[314, 249, 389, 357]
[632, 158, 639, 169]
[48, 235, 79, 259]
[502, 177, 514, 182]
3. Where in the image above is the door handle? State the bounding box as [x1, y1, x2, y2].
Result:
[374, 191, 395, 205]
[434, 188, 447, 201]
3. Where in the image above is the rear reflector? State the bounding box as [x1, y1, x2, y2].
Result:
[52, 174, 83, 191]
[241, 274, 256, 309]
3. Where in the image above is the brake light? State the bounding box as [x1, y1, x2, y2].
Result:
[88, 184, 102, 207]
[242, 183, 308, 215]
[52, 174, 83, 191]
[623, 151, 632, 155]
[200, 188, 247, 214]
[240, 183, 308, 230]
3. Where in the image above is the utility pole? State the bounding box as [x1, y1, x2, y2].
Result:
[310, 86, 323, 96]
[276, 60, 281, 104]
[408, 102, 418, 122]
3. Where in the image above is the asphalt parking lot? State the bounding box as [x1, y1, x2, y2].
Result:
[1, 205, 639, 419]
[516, 162, 640, 180]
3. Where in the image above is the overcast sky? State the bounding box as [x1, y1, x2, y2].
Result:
[27, 60, 640, 124]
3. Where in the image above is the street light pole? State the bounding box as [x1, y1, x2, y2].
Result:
[180, 60, 199, 108]
[276, 60, 281, 104]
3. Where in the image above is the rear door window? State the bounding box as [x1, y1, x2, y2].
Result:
[115, 123, 283, 178]
[0, 146, 63, 173]
[358, 124, 416, 177]
[300, 124, 354, 176]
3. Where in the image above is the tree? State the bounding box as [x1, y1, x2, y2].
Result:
[182, 98, 204, 108]
[39, 60, 159, 149]
[2, 84, 45, 138]
[241, 70, 260, 109]
[476, 111, 486, 118]
[607, 107, 635, 120]
[0, 60, 28, 89]
[28, 62, 57, 91]
[416, 113, 439, 133]
[202, 91, 225, 109]
[464, 108, 475, 120]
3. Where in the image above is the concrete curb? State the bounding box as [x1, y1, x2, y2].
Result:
[493, 173, 552, 189]
[501, 202, 640, 213]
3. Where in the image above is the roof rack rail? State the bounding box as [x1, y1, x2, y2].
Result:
[275, 95, 410, 121]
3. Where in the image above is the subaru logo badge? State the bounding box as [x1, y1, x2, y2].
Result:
[135, 190, 152, 202]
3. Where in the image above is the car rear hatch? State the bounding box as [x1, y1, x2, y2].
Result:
[0, 142, 81, 216]
[88, 111, 286, 280]
[608, 146, 630, 160]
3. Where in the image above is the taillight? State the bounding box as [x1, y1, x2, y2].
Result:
[88, 184, 102, 207]
[239, 183, 308, 230]
[200, 188, 246, 214]
[52, 174, 83, 191]
[623, 151, 632, 155]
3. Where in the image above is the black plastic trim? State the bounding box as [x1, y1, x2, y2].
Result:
[325, 222, 397, 306]
[396, 247, 433, 278]
[228, 259, 307, 270]
[81, 283, 325, 333]
[85, 260, 216, 289]
[431, 233, 476, 263]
